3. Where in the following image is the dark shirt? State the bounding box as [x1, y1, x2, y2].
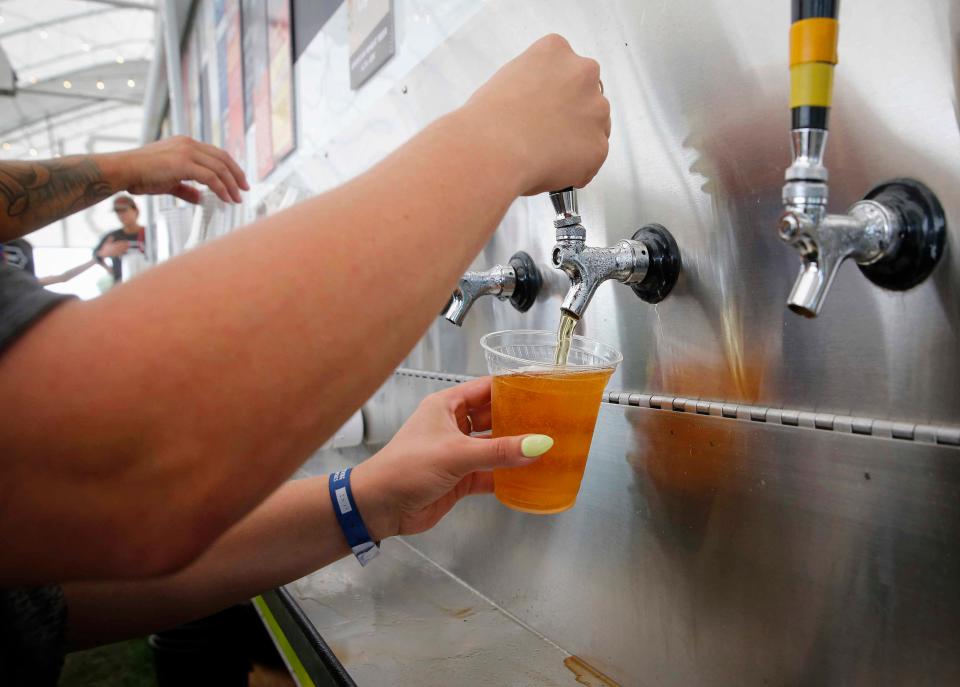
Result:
[0, 261, 73, 684]
[0, 587, 67, 687]
[0, 260, 72, 354]
[93, 227, 145, 282]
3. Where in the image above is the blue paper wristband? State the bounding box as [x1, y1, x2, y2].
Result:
[329, 468, 380, 567]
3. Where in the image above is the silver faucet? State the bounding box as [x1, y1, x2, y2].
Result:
[549, 188, 681, 320]
[780, 132, 946, 318]
[779, 4, 945, 317]
[442, 251, 541, 326]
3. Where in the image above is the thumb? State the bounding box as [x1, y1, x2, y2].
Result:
[459, 434, 554, 472]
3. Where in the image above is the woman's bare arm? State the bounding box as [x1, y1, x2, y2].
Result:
[0, 35, 610, 585]
[63, 378, 540, 650]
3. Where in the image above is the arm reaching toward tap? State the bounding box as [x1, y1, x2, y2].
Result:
[62, 379, 550, 649]
[0, 34, 610, 584]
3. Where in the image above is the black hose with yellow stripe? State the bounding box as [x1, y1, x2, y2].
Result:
[790, 0, 839, 129]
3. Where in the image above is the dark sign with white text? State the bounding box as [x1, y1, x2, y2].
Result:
[348, 0, 395, 89]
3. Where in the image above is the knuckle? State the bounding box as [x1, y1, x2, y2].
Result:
[541, 33, 569, 51]
[583, 58, 601, 79]
[417, 395, 438, 413]
[494, 440, 510, 466]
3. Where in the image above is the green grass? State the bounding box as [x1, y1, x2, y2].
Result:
[58, 638, 157, 687]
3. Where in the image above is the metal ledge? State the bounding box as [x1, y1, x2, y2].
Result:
[393, 368, 960, 447]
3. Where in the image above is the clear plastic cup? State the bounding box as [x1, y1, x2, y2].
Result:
[480, 330, 622, 514]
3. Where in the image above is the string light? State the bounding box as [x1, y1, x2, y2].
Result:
[29, 148, 38, 157]
[127, 79, 136, 88]
[115, 55, 125, 64]
[96, 81, 105, 90]
[1, 143, 10, 151]
[63, 80, 72, 89]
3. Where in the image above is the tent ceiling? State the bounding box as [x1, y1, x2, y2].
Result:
[0, 0, 155, 157]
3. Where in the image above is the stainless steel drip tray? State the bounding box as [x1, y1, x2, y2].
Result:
[285, 537, 586, 686]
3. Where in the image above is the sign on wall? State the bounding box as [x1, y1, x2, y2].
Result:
[216, 0, 246, 165]
[348, 0, 395, 89]
[267, 0, 296, 167]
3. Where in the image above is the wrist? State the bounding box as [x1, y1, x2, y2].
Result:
[95, 151, 135, 194]
[348, 462, 398, 541]
[441, 106, 533, 199]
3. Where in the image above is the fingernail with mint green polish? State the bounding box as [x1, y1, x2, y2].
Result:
[521, 435, 554, 458]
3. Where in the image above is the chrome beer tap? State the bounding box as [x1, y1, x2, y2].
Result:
[779, 1, 946, 317]
[549, 187, 681, 320]
[442, 251, 542, 326]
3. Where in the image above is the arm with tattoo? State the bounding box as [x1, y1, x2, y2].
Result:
[0, 136, 249, 242]
[0, 156, 114, 241]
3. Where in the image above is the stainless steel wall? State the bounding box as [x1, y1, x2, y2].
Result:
[286, 0, 960, 684]
[351, 373, 960, 686]
[301, 0, 960, 425]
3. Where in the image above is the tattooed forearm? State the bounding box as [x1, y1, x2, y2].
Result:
[0, 156, 114, 240]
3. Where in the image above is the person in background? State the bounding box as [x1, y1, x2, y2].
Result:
[92, 194, 145, 284]
[2, 235, 129, 286]
[0, 35, 609, 685]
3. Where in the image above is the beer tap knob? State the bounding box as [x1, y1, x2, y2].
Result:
[548, 188, 681, 320]
[442, 251, 542, 326]
[779, 1, 947, 317]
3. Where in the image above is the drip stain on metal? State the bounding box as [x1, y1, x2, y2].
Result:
[563, 656, 621, 687]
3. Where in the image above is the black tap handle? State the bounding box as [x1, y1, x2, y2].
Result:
[508, 251, 542, 313]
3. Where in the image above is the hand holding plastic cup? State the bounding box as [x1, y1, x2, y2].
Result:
[480, 330, 621, 514]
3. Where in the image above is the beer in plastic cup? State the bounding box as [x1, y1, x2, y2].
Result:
[480, 330, 621, 514]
